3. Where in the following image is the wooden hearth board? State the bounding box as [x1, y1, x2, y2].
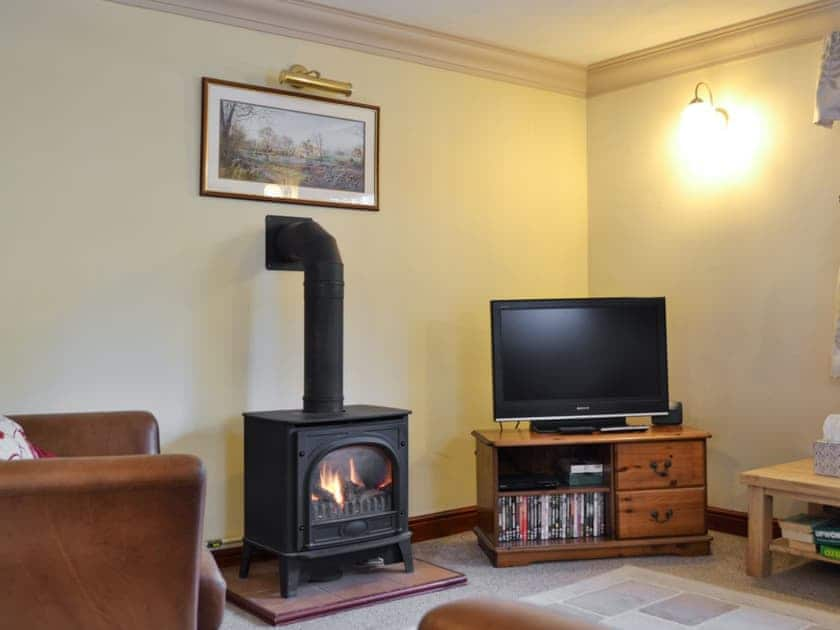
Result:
[223, 558, 466, 625]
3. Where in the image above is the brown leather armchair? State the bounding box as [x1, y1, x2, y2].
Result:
[0, 411, 226, 630]
[419, 598, 600, 630]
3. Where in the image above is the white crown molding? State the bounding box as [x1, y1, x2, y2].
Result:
[107, 0, 840, 97]
[107, 0, 587, 96]
[587, 0, 840, 95]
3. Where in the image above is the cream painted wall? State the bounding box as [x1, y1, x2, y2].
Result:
[0, 0, 588, 539]
[588, 42, 840, 514]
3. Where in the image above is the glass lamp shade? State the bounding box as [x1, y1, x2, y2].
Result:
[681, 99, 727, 142]
[678, 97, 728, 173]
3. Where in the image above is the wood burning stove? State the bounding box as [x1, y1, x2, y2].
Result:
[239, 217, 413, 598]
[240, 406, 412, 597]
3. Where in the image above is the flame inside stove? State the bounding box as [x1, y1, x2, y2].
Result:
[349, 457, 363, 487]
[377, 464, 392, 490]
[319, 462, 344, 506]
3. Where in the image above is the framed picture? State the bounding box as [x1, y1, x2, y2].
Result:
[201, 78, 379, 210]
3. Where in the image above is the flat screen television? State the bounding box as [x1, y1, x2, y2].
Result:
[490, 297, 669, 430]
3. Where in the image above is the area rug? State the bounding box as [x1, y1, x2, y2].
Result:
[519, 566, 840, 629]
[222, 559, 466, 625]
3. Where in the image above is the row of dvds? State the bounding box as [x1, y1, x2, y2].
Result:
[497, 493, 607, 543]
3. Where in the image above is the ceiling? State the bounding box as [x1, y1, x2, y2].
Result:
[312, 0, 810, 66]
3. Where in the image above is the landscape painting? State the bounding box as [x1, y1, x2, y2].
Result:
[219, 100, 365, 192]
[201, 79, 379, 210]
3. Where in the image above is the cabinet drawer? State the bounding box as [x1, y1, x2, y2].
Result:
[615, 440, 705, 490]
[616, 488, 706, 539]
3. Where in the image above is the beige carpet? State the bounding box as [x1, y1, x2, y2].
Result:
[222, 531, 840, 629]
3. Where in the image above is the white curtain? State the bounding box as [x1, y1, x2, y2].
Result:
[815, 33, 840, 377]
[834, 268, 840, 378]
[815, 31, 840, 127]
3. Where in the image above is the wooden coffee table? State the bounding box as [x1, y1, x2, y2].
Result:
[740, 458, 840, 576]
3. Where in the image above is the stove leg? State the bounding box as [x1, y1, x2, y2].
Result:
[279, 557, 300, 598]
[397, 539, 414, 573]
[239, 541, 253, 579]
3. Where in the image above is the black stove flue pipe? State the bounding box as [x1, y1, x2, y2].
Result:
[265, 216, 344, 414]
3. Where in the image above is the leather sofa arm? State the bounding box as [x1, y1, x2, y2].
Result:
[418, 598, 600, 630]
[199, 549, 227, 630]
[0, 454, 205, 630]
[9, 410, 160, 456]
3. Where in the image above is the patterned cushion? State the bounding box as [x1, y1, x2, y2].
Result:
[0, 416, 39, 460]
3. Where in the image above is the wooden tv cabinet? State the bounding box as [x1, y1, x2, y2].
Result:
[472, 425, 712, 567]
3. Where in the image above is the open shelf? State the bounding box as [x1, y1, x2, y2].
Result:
[497, 486, 610, 497]
[770, 537, 840, 566]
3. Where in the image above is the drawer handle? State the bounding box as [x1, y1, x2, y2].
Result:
[649, 458, 673, 477]
[650, 509, 674, 524]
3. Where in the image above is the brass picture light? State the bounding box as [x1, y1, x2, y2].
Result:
[278, 64, 352, 96]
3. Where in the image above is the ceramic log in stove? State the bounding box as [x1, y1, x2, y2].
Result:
[239, 217, 413, 598]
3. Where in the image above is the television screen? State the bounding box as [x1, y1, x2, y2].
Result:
[491, 298, 668, 424]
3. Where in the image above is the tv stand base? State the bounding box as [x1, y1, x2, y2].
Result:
[472, 425, 712, 568]
[554, 426, 598, 435]
[474, 527, 712, 568]
[531, 418, 626, 433]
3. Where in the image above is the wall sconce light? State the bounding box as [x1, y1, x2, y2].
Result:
[677, 82, 730, 178]
[278, 65, 353, 96]
[676, 82, 765, 183]
[683, 82, 729, 134]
